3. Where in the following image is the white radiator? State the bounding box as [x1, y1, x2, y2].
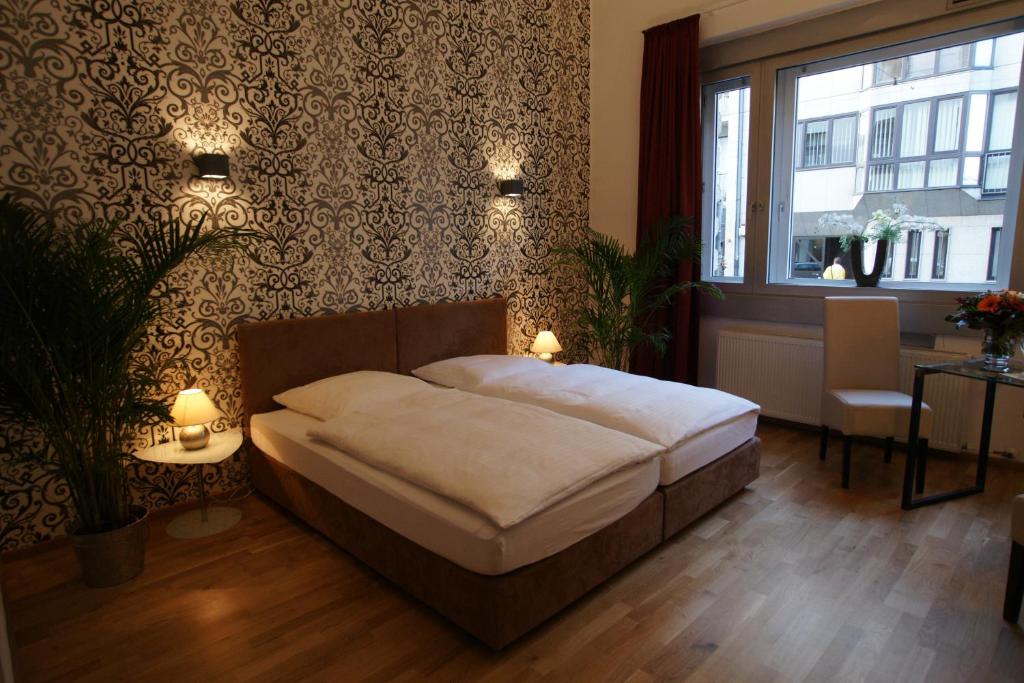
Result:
[716, 330, 971, 452]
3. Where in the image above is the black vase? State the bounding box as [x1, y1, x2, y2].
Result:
[850, 238, 888, 287]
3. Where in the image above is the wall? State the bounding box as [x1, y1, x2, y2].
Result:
[0, 0, 590, 550]
[590, 0, 883, 250]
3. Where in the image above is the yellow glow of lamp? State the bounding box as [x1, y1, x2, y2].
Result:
[170, 388, 223, 450]
[530, 331, 562, 363]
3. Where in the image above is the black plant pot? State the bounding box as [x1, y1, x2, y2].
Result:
[850, 238, 888, 287]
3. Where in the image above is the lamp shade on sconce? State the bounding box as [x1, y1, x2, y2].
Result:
[531, 331, 562, 362]
[497, 178, 524, 197]
[171, 388, 223, 450]
[194, 152, 230, 179]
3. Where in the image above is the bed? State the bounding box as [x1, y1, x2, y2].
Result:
[412, 354, 762, 539]
[237, 298, 760, 648]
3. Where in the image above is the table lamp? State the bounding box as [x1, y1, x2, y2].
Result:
[171, 388, 223, 450]
[531, 331, 562, 363]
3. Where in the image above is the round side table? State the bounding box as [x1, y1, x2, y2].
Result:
[134, 428, 244, 539]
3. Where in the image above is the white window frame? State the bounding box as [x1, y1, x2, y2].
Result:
[767, 19, 1024, 293]
[701, 75, 752, 284]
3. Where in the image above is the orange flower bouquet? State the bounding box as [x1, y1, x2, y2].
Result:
[946, 290, 1024, 371]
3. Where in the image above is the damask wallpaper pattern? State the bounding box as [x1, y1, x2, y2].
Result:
[0, 0, 590, 549]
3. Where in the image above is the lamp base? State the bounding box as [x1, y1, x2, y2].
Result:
[179, 424, 210, 450]
[538, 352, 554, 363]
[166, 506, 241, 539]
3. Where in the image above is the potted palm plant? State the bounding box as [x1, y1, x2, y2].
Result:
[558, 216, 722, 371]
[0, 197, 251, 586]
[821, 204, 944, 287]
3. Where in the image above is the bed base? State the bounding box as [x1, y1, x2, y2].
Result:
[247, 436, 760, 649]
[249, 447, 664, 650]
[660, 437, 761, 540]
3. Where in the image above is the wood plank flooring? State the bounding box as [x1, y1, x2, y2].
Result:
[4, 423, 1023, 682]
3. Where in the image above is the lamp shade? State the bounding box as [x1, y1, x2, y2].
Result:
[194, 152, 230, 179]
[497, 178, 524, 197]
[530, 331, 562, 354]
[170, 388, 223, 427]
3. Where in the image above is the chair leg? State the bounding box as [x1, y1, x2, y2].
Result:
[819, 426, 829, 461]
[884, 437, 893, 464]
[915, 438, 929, 495]
[841, 435, 852, 489]
[1004, 541, 1024, 623]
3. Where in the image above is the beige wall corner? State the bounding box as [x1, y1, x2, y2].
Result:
[589, 0, 883, 250]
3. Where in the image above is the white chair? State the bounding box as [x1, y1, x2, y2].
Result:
[820, 296, 933, 489]
[1005, 494, 1023, 622]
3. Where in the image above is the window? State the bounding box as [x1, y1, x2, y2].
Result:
[702, 78, 750, 280]
[865, 95, 974, 192]
[770, 27, 1023, 287]
[904, 230, 922, 279]
[973, 39, 994, 68]
[932, 230, 949, 279]
[872, 42, 974, 84]
[882, 241, 895, 279]
[796, 115, 857, 168]
[983, 90, 1018, 194]
[987, 227, 1002, 281]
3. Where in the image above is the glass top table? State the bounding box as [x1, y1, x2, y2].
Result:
[912, 357, 1024, 386]
[901, 357, 1024, 509]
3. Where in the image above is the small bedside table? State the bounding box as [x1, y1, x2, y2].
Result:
[134, 428, 243, 539]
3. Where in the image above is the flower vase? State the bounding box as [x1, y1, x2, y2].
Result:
[981, 328, 1015, 372]
[850, 238, 888, 287]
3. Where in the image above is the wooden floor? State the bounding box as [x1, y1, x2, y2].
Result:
[4, 423, 1023, 682]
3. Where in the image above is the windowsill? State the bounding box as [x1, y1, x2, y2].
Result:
[710, 278, 998, 299]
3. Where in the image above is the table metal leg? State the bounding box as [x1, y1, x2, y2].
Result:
[915, 439, 929, 495]
[841, 436, 852, 489]
[976, 380, 997, 491]
[196, 464, 208, 523]
[901, 370, 926, 509]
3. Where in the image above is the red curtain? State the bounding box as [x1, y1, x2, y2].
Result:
[632, 14, 702, 384]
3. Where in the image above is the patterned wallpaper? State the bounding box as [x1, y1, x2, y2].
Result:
[0, 0, 590, 550]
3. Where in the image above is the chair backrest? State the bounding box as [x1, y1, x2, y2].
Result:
[823, 296, 901, 392]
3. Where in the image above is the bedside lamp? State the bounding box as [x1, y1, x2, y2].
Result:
[171, 388, 223, 450]
[531, 331, 562, 363]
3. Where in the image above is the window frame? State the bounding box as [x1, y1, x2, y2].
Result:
[795, 112, 859, 169]
[871, 41, 978, 86]
[701, 74, 754, 284]
[904, 229, 923, 279]
[932, 229, 949, 280]
[982, 87, 1019, 195]
[864, 93, 970, 193]
[764, 19, 1024, 294]
[987, 226, 1003, 282]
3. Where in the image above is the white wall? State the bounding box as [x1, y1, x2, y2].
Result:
[590, 0, 884, 250]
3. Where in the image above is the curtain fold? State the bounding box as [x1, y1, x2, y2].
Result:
[632, 14, 702, 384]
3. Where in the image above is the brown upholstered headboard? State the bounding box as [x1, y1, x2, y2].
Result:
[236, 297, 507, 429]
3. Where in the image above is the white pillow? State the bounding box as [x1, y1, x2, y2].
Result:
[412, 354, 545, 389]
[273, 371, 431, 421]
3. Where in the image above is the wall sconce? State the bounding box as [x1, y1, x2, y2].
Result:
[497, 178, 524, 197]
[194, 152, 230, 179]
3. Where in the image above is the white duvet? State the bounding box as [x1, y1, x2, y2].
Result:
[308, 386, 662, 529]
[414, 356, 760, 450]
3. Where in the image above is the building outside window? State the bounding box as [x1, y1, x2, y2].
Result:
[932, 229, 949, 279]
[904, 229, 922, 279]
[702, 79, 750, 280]
[767, 29, 1022, 285]
[987, 226, 1002, 281]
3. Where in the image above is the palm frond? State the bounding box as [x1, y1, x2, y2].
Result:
[558, 216, 722, 371]
[0, 196, 252, 532]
